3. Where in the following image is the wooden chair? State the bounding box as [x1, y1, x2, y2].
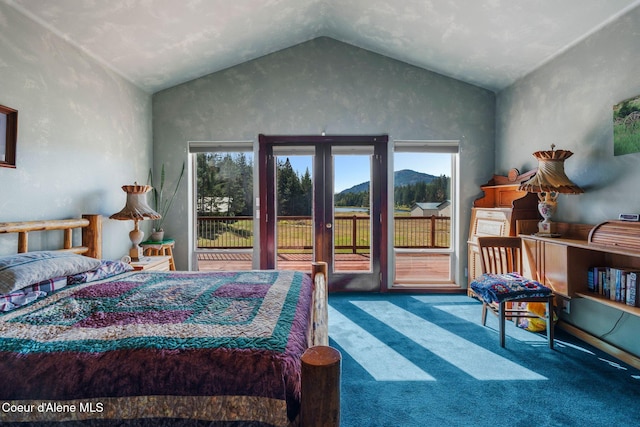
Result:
[471, 236, 555, 348]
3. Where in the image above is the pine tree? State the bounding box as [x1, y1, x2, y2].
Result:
[300, 167, 313, 215]
[277, 158, 303, 216]
[196, 153, 225, 215]
[236, 152, 254, 215]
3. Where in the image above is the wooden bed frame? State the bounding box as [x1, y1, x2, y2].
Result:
[0, 214, 339, 427]
[0, 214, 102, 259]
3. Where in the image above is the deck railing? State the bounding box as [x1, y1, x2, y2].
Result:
[197, 215, 451, 252]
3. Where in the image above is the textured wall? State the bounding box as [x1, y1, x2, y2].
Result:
[0, 3, 152, 259]
[496, 7, 640, 355]
[153, 37, 495, 285]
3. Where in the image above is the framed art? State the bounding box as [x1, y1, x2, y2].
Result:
[0, 104, 18, 168]
[613, 94, 640, 156]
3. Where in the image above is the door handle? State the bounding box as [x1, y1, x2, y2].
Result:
[326, 223, 332, 229]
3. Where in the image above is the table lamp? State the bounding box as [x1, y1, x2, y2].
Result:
[110, 183, 161, 261]
[519, 144, 583, 235]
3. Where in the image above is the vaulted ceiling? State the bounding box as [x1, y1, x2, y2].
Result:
[5, 0, 640, 93]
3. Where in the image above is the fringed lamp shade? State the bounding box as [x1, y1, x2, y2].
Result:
[519, 145, 583, 234]
[110, 184, 161, 260]
[518, 147, 584, 194]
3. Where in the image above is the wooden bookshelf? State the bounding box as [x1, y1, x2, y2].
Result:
[574, 291, 640, 316]
[520, 222, 640, 298]
[519, 220, 640, 369]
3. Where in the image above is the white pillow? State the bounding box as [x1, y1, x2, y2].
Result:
[0, 251, 101, 295]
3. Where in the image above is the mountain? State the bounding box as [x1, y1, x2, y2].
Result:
[394, 169, 437, 187]
[338, 169, 437, 194]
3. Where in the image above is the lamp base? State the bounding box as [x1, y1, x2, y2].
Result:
[538, 220, 557, 234]
[129, 219, 144, 261]
[130, 245, 143, 262]
[537, 193, 558, 235]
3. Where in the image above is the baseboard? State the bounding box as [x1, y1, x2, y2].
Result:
[558, 321, 640, 371]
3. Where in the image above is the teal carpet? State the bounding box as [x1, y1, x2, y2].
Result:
[328, 293, 640, 427]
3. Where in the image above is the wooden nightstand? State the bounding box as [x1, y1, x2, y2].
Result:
[140, 239, 176, 270]
[130, 256, 171, 271]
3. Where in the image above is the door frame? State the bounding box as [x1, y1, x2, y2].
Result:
[258, 134, 388, 291]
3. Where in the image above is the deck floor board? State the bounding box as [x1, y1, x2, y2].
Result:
[197, 252, 451, 285]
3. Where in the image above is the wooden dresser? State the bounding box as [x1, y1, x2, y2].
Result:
[467, 170, 539, 290]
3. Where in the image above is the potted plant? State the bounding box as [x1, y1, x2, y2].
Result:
[148, 161, 185, 241]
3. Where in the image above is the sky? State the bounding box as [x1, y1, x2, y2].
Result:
[282, 152, 452, 192]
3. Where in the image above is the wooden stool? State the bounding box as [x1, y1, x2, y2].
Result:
[140, 239, 176, 271]
[301, 346, 341, 427]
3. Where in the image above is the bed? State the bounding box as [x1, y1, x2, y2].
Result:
[0, 215, 331, 426]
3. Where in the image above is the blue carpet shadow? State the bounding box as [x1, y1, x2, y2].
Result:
[328, 293, 640, 427]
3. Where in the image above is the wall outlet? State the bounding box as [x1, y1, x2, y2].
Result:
[562, 299, 570, 314]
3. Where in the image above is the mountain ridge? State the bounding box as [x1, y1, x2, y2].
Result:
[338, 169, 437, 194]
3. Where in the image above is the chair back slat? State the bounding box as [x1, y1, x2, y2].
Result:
[477, 236, 522, 275]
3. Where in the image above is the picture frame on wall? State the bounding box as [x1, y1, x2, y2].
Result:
[0, 104, 18, 168]
[613, 94, 640, 156]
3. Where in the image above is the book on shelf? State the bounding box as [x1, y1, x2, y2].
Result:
[587, 266, 640, 306]
[626, 271, 639, 307]
[609, 268, 624, 302]
[588, 266, 606, 294]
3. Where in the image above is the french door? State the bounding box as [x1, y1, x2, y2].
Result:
[259, 135, 388, 292]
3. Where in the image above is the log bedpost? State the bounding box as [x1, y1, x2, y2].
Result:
[301, 346, 341, 427]
[17, 232, 28, 253]
[82, 214, 102, 259]
[311, 262, 328, 346]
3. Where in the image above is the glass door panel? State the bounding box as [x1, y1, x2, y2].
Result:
[332, 151, 372, 273]
[274, 153, 314, 271]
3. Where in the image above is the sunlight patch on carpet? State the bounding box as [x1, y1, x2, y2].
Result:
[352, 301, 547, 381]
[328, 305, 435, 381]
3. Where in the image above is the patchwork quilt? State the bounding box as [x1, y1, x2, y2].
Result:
[0, 270, 313, 427]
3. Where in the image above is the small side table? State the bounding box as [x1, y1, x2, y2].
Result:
[130, 256, 171, 271]
[140, 238, 176, 271]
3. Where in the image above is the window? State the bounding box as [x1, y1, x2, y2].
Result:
[189, 141, 254, 271]
[392, 141, 458, 286]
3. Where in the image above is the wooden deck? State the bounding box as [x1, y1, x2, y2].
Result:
[197, 252, 451, 284]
